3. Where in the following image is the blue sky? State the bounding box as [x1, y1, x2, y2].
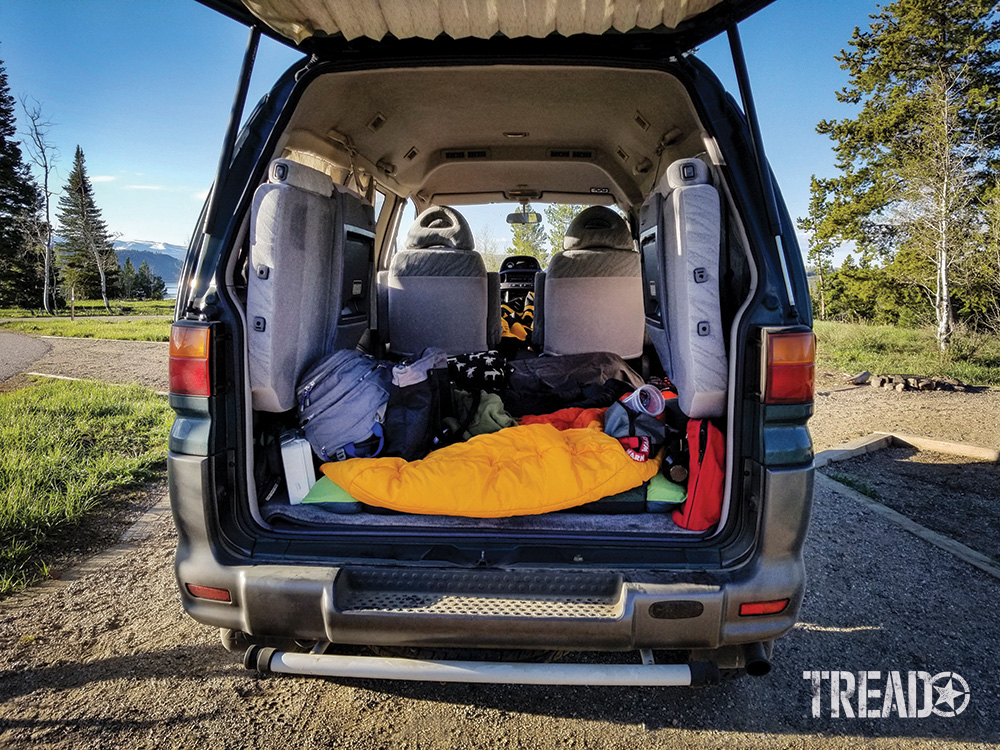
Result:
[2, 0, 874, 251]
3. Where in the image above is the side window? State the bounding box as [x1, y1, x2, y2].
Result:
[373, 189, 386, 220]
[389, 200, 417, 257]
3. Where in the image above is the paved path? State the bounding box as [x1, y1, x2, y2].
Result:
[0, 331, 51, 383]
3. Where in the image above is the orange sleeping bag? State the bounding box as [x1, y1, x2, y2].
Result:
[321, 422, 660, 517]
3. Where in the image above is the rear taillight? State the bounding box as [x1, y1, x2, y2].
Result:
[763, 330, 815, 404]
[169, 324, 211, 397]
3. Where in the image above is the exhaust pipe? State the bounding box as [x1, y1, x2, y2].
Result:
[246, 646, 720, 686]
[743, 642, 771, 677]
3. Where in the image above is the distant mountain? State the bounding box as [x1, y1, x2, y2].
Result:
[115, 239, 188, 262]
[114, 241, 184, 285]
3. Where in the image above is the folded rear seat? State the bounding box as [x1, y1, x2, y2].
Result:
[639, 158, 727, 418]
[248, 159, 376, 412]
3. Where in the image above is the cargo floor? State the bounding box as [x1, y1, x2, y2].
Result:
[261, 500, 702, 534]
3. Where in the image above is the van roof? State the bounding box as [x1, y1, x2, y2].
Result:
[198, 0, 774, 49]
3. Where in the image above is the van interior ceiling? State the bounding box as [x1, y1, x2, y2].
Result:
[227, 62, 754, 542]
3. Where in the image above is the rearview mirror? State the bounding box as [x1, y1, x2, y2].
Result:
[506, 212, 542, 225]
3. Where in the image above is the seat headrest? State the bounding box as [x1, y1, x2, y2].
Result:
[405, 206, 475, 251]
[660, 158, 710, 192]
[563, 206, 633, 251]
[268, 159, 333, 197]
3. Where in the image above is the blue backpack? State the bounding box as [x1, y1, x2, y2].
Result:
[296, 349, 392, 461]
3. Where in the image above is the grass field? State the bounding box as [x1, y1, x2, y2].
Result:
[0, 379, 173, 594]
[0, 299, 175, 318]
[814, 321, 1000, 386]
[0, 317, 171, 342]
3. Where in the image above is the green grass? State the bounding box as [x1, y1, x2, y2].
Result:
[0, 379, 173, 594]
[0, 299, 176, 318]
[0, 317, 172, 342]
[826, 471, 880, 499]
[814, 321, 1000, 386]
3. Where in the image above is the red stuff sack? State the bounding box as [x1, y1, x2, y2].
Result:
[672, 419, 725, 531]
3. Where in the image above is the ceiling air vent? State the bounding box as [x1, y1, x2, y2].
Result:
[466, 149, 489, 159]
[404, 147, 419, 161]
[548, 149, 571, 158]
[367, 112, 387, 132]
[634, 111, 651, 131]
[444, 150, 466, 159]
[571, 150, 593, 159]
[616, 146, 629, 162]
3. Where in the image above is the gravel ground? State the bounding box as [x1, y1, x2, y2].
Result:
[821, 447, 1000, 563]
[1, 336, 999, 748]
[23, 337, 170, 392]
[810, 370, 1000, 451]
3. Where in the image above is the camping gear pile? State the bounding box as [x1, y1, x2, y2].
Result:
[290, 347, 724, 530]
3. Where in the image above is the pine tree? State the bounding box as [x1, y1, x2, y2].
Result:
[0, 52, 42, 308]
[508, 204, 547, 263]
[136, 260, 166, 300]
[543, 203, 586, 259]
[55, 146, 119, 311]
[119, 257, 137, 299]
[802, 0, 1000, 349]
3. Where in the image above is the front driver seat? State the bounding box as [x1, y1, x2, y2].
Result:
[533, 206, 644, 359]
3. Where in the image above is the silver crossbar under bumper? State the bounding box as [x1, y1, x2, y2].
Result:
[245, 646, 720, 686]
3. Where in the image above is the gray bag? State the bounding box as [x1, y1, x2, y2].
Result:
[296, 349, 392, 461]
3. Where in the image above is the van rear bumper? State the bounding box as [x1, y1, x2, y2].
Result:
[169, 452, 811, 652]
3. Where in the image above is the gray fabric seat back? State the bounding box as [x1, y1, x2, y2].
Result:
[640, 158, 726, 418]
[248, 159, 375, 412]
[386, 206, 495, 357]
[538, 206, 644, 359]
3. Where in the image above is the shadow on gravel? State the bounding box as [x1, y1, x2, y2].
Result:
[307, 480, 1000, 744]
[329, 655, 994, 743]
[0, 713, 213, 744]
[821, 446, 1000, 562]
[0, 644, 229, 703]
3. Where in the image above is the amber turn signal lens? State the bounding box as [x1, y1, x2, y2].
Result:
[170, 325, 210, 359]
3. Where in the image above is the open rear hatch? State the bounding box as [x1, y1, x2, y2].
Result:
[196, 0, 775, 50]
[182, 0, 798, 568]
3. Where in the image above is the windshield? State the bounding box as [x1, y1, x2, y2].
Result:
[391, 202, 626, 271]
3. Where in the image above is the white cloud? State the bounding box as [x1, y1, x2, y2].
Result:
[125, 185, 168, 191]
[91, 175, 116, 183]
[192, 190, 209, 201]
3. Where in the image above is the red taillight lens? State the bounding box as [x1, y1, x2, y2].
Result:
[765, 331, 815, 404]
[169, 325, 211, 397]
[185, 584, 232, 602]
[739, 599, 789, 616]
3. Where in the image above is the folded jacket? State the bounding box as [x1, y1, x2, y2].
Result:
[445, 389, 518, 441]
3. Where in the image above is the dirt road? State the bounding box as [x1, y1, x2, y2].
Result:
[1, 479, 997, 749]
[1, 338, 998, 748]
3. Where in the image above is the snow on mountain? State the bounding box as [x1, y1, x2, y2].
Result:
[114, 239, 188, 262]
[114, 240, 186, 285]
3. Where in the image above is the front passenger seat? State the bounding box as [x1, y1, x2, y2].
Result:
[534, 206, 643, 359]
[381, 206, 499, 357]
